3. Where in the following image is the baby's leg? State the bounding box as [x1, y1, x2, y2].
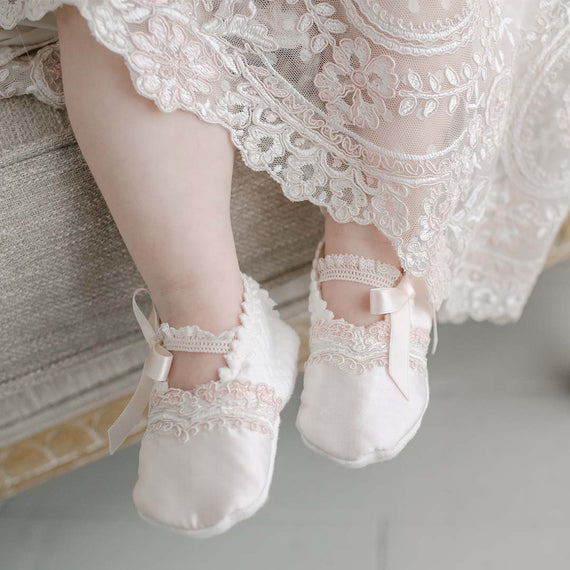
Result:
[57, 6, 242, 389]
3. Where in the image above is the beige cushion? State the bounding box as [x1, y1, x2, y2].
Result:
[0, 94, 322, 447]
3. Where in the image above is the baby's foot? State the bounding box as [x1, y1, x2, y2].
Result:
[322, 216, 402, 325]
[296, 216, 432, 467]
[109, 274, 300, 537]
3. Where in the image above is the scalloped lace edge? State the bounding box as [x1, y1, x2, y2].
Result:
[157, 323, 236, 354]
[318, 252, 402, 289]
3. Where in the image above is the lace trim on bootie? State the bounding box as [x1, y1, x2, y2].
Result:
[318, 253, 402, 289]
[307, 318, 430, 375]
[147, 380, 282, 440]
[157, 323, 236, 354]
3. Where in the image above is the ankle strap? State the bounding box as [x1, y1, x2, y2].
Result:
[157, 323, 235, 354]
[318, 253, 401, 289]
[107, 288, 237, 455]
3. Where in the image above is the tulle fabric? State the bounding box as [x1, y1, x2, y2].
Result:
[1, 0, 569, 321]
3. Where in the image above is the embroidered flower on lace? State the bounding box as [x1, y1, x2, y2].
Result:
[216, 90, 250, 128]
[403, 237, 431, 274]
[243, 126, 285, 167]
[5, 0, 569, 323]
[130, 15, 220, 112]
[146, 380, 282, 441]
[283, 155, 328, 200]
[315, 37, 398, 128]
[418, 184, 456, 246]
[87, 4, 132, 49]
[370, 189, 410, 238]
[1, 0, 26, 29]
[29, 44, 64, 106]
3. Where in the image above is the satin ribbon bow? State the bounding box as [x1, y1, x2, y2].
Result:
[370, 275, 416, 400]
[107, 288, 173, 455]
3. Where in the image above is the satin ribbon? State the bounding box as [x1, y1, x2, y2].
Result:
[107, 288, 173, 455]
[370, 275, 415, 399]
[431, 306, 439, 354]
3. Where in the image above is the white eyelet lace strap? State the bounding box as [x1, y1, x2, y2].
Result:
[107, 288, 174, 455]
[370, 275, 415, 400]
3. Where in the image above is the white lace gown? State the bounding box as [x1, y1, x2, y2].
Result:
[2, 0, 569, 323]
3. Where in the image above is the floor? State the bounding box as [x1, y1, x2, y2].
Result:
[2, 261, 570, 570]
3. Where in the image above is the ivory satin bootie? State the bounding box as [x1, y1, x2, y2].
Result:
[296, 242, 435, 468]
[107, 274, 300, 538]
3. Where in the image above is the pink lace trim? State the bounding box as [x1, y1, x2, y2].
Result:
[146, 417, 274, 440]
[308, 318, 430, 375]
[311, 319, 430, 351]
[146, 380, 282, 441]
[305, 352, 427, 376]
[150, 380, 282, 410]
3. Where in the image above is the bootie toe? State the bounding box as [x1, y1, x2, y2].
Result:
[109, 274, 300, 537]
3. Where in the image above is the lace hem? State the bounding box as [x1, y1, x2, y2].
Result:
[318, 253, 402, 289]
[3, 1, 569, 321]
[146, 379, 282, 441]
[0, 0, 517, 310]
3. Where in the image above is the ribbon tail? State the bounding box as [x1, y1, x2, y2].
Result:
[107, 290, 173, 454]
[388, 301, 411, 400]
[107, 341, 173, 455]
[431, 306, 439, 354]
[108, 371, 155, 455]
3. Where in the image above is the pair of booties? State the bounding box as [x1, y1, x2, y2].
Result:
[108, 241, 434, 537]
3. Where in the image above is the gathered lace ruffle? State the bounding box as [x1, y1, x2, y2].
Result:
[2, 0, 569, 321]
